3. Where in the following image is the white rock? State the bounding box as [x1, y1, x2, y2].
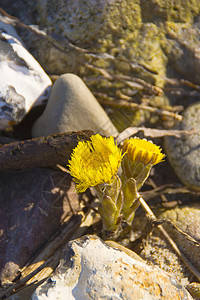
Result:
[32, 235, 192, 300]
[0, 21, 52, 129]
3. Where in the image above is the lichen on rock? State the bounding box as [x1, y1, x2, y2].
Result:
[4, 0, 200, 130]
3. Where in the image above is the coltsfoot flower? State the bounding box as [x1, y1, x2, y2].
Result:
[121, 137, 165, 224]
[68, 134, 123, 193]
[123, 137, 165, 166]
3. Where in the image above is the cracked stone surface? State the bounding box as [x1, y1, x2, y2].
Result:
[32, 235, 193, 300]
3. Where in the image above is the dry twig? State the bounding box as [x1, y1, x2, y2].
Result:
[0, 256, 55, 299]
[145, 178, 168, 203]
[163, 219, 200, 248]
[0, 210, 97, 298]
[115, 127, 199, 144]
[0, 214, 82, 298]
[85, 62, 162, 96]
[141, 184, 200, 201]
[0, 130, 93, 171]
[0, 128, 198, 171]
[138, 196, 200, 282]
[0, 8, 89, 54]
[98, 98, 183, 121]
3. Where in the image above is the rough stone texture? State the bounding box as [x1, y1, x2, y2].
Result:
[31, 235, 193, 300]
[140, 234, 191, 285]
[32, 74, 118, 138]
[137, 203, 200, 284]
[164, 102, 200, 190]
[0, 21, 52, 130]
[163, 22, 200, 85]
[2, 1, 200, 130]
[0, 168, 81, 286]
[186, 282, 200, 299]
[22, 0, 200, 84]
[158, 204, 200, 273]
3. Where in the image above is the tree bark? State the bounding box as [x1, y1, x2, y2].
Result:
[0, 130, 93, 170]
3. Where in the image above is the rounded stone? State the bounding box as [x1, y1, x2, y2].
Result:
[32, 74, 118, 138]
[164, 102, 200, 190]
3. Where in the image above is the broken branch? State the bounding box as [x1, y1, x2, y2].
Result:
[0, 130, 93, 171]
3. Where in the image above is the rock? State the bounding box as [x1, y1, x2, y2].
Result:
[140, 235, 190, 284]
[158, 205, 200, 272]
[32, 74, 118, 137]
[17, 0, 200, 82]
[186, 282, 200, 299]
[104, 240, 145, 263]
[163, 23, 200, 85]
[164, 102, 200, 190]
[0, 168, 81, 286]
[31, 235, 193, 300]
[3, 1, 200, 130]
[138, 203, 200, 284]
[0, 20, 52, 130]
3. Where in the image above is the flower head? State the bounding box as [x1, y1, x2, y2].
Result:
[68, 134, 123, 192]
[123, 137, 165, 165]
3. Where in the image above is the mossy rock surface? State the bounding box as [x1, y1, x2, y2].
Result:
[3, 0, 200, 129]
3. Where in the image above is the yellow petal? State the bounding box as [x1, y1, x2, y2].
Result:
[68, 134, 123, 192]
[123, 137, 165, 165]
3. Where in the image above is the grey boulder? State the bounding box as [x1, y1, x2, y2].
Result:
[164, 102, 200, 190]
[32, 74, 118, 137]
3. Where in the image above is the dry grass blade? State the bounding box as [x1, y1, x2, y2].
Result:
[98, 98, 183, 122]
[141, 185, 200, 201]
[116, 127, 199, 144]
[138, 196, 200, 282]
[117, 91, 183, 112]
[163, 219, 200, 248]
[164, 77, 200, 90]
[0, 208, 97, 298]
[20, 214, 82, 282]
[144, 178, 168, 203]
[0, 256, 55, 299]
[0, 214, 82, 299]
[85, 63, 162, 96]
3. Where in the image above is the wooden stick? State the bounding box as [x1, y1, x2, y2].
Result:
[0, 130, 93, 171]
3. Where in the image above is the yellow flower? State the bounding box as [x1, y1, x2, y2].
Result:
[68, 134, 123, 192]
[123, 137, 165, 165]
